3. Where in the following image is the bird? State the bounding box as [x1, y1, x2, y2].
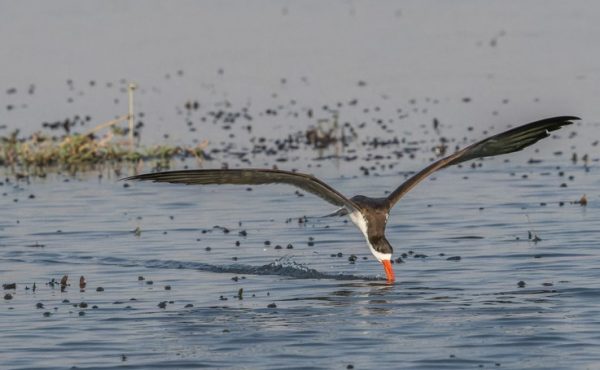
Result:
[125, 116, 579, 283]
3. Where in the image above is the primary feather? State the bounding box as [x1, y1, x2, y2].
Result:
[385, 116, 579, 207]
[124, 169, 359, 211]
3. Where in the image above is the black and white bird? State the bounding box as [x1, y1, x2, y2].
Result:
[125, 116, 578, 283]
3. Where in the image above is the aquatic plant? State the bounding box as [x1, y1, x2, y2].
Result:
[0, 127, 207, 170]
[0, 84, 208, 174]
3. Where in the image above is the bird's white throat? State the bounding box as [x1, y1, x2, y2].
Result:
[349, 211, 390, 262]
[349, 211, 368, 238]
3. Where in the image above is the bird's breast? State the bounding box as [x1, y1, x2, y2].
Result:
[348, 211, 369, 239]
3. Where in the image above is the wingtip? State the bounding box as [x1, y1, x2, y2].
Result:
[120, 172, 164, 182]
[541, 115, 580, 123]
[120, 175, 142, 182]
[541, 116, 580, 132]
[545, 115, 580, 123]
[555, 116, 580, 124]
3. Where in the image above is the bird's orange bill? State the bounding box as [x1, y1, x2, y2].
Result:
[382, 260, 395, 283]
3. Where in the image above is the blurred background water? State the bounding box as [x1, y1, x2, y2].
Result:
[0, 1, 599, 369]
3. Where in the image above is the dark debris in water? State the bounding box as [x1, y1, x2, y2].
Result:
[527, 230, 542, 243]
[25, 242, 45, 248]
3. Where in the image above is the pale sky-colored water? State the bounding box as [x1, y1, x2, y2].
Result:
[1, 0, 599, 143]
[1, 2, 599, 369]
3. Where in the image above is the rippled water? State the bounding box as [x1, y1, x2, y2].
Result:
[1, 153, 598, 369]
[2, 1, 600, 369]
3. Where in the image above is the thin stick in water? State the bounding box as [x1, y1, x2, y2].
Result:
[127, 83, 137, 148]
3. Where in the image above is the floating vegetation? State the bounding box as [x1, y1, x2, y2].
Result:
[0, 125, 207, 172]
[575, 194, 588, 206]
[0, 84, 208, 175]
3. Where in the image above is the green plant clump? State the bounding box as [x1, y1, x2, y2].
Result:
[0, 129, 206, 171]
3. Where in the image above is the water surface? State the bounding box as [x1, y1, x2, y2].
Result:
[1, 1, 599, 369]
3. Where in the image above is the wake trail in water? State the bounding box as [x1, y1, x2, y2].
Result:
[29, 254, 382, 281]
[143, 258, 381, 281]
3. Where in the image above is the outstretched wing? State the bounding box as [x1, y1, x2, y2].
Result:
[124, 169, 360, 211]
[386, 116, 579, 208]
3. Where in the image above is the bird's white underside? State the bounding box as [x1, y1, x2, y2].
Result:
[348, 210, 391, 262]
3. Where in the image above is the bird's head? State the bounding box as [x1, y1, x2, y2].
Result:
[368, 237, 395, 283]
